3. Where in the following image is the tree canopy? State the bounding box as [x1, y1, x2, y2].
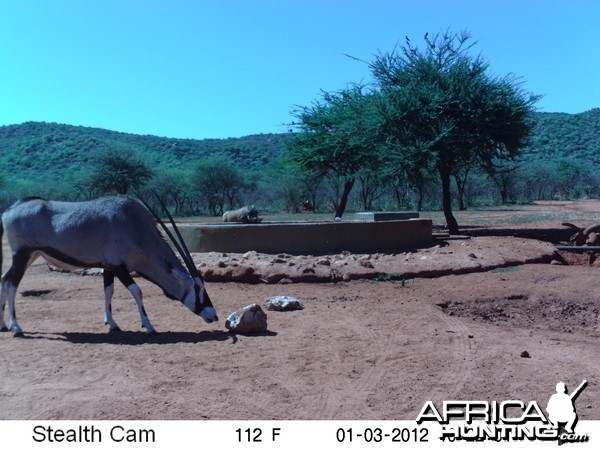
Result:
[84, 147, 153, 195]
[288, 85, 385, 217]
[192, 154, 247, 216]
[369, 30, 540, 233]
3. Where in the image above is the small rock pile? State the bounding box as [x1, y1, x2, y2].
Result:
[265, 296, 304, 311]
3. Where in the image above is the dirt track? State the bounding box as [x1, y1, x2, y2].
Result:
[0, 201, 599, 420]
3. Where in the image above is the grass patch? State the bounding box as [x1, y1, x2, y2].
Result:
[369, 273, 414, 284]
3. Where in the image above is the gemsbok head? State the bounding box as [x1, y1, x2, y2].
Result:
[0, 195, 218, 337]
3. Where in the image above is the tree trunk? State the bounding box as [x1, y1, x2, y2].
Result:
[335, 178, 355, 218]
[416, 184, 424, 212]
[453, 172, 469, 211]
[440, 168, 460, 234]
[310, 191, 318, 213]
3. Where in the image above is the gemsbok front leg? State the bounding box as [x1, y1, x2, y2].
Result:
[102, 270, 121, 332]
[113, 267, 157, 335]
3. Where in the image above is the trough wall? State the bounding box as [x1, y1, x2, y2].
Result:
[354, 211, 420, 221]
[176, 219, 432, 255]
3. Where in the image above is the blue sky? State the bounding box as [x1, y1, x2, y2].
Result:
[1, 0, 598, 140]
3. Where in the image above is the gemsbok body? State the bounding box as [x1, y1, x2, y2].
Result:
[0, 196, 218, 337]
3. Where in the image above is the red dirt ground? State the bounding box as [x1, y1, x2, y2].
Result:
[0, 201, 599, 420]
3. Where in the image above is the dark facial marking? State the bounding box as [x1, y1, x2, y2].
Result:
[194, 284, 203, 314]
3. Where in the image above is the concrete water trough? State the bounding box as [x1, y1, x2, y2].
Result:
[176, 218, 432, 255]
[354, 211, 420, 221]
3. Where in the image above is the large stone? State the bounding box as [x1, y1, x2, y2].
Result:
[225, 304, 268, 334]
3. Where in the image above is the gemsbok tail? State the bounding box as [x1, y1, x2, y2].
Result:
[0, 218, 3, 275]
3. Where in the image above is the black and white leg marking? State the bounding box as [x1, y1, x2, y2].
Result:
[103, 270, 121, 332]
[0, 284, 9, 332]
[113, 267, 156, 335]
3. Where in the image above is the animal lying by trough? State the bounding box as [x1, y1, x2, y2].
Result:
[222, 205, 262, 223]
[0, 196, 218, 337]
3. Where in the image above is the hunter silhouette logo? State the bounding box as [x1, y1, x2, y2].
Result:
[416, 380, 589, 443]
[546, 380, 587, 443]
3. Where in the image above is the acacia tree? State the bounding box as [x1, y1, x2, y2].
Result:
[147, 169, 193, 215]
[370, 30, 540, 233]
[193, 154, 246, 216]
[288, 85, 384, 218]
[265, 155, 324, 212]
[86, 147, 153, 195]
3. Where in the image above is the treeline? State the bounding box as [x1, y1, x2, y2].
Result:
[0, 108, 599, 216]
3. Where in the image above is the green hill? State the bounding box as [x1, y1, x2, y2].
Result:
[1, 109, 598, 178]
[0, 108, 598, 211]
[0, 121, 290, 179]
[526, 108, 600, 163]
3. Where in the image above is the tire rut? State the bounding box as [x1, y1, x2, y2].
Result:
[429, 308, 477, 403]
[316, 314, 395, 419]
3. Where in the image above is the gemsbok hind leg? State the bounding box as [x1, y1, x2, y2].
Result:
[0, 249, 35, 337]
[102, 269, 121, 332]
[113, 267, 156, 335]
[0, 282, 8, 332]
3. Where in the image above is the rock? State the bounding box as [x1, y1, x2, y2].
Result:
[271, 258, 287, 264]
[203, 266, 260, 283]
[263, 272, 286, 284]
[358, 258, 374, 269]
[265, 296, 304, 311]
[225, 304, 268, 334]
[520, 351, 531, 358]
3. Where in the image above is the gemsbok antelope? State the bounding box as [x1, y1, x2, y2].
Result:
[0, 196, 218, 337]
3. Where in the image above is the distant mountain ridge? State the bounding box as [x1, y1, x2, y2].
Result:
[526, 108, 600, 164]
[0, 121, 290, 177]
[1, 108, 599, 180]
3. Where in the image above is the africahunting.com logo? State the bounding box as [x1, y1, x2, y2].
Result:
[416, 380, 589, 444]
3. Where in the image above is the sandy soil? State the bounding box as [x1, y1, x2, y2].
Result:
[0, 201, 599, 420]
